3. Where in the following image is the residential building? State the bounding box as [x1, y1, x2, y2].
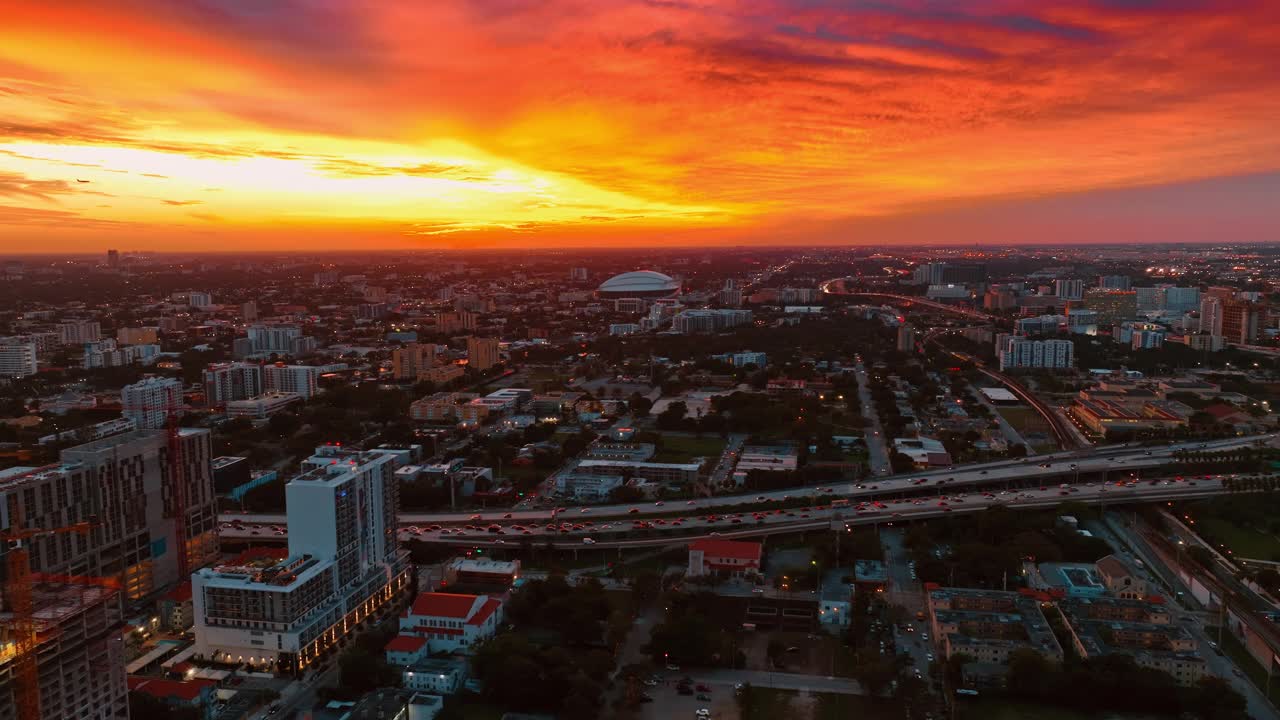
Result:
[241, 301, 258, 322]
[1054, 279, 1084, 301]
[896, 323, 917, 352]
[1059, 597, 1205, 686]
[1199, 296, 1223, 337]
[263, 364, 321, 399]
[399, 592, 504, 654]
[203, 362, 263, 405]
[1221, 299, 1261, 344]
[436, 311, 477, 334]
[1181, 333, 1226, 352]
[998, 337, 1073, 371]
[1083, 289, 1137, 326]
[0, 341, 37, 377]
[185, 291, 213, 307]
[912, 262, 947, 285]
[393, 343, 436, 380]
[927, 588, 1063, 670]
[121, 376, 183, 429]
[1098, 275, 1131, 290]
[1, 429, 219, 600]
[609, 323, 641, 336]
[0, 585, 128, 720]
[401, 658, 468, 695]
[687, 539, 762, 578]
[192, 447, 411, 674]
[672, 308, 752, 333]
[58, 319, 101, 345]
[247, 324, 302, 354]
[419, 364, 465, 385]
[1162, 287, 1201, 314]
[466, 336, 500, 371]
[37, 417, 136, 446]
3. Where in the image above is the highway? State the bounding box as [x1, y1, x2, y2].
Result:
[216, 435, 1270, 533]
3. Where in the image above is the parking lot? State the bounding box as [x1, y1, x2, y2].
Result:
[633, 671, 738, 720]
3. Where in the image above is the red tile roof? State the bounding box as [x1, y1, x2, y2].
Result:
[466, 597, 502, 626]
[689, 539, 762, 562]
[384, 634, 428, 653]
[409, 592, 481, 619]
[127, 677, 215, 703]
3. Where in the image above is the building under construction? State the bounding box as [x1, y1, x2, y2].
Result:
[0, 583, 128, 720]
[1, 428, 219, 601]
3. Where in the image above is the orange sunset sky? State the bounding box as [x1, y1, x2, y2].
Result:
[1, 0, 1278, 252]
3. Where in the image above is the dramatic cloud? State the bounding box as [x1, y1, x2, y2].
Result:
[0, 0, 1277, 249]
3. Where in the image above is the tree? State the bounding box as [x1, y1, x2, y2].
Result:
[766, 638, 785, 668]
[657, 401, 688, 430]
[735, 682, 756, 718]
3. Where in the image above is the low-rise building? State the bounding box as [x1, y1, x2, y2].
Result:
[399, 593, 504, 654]
[401, 657, 468, 695]
[736, 445, 798, 473]
[1095, 554, 1149, 600]
[443, 558, 521, 589]
[1059, 597, 1205, 686]
[226, 391, 302, 418]
[927, 588, 1063, 672]
[687, 539, 762, 578]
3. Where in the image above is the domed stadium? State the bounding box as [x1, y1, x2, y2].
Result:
[596, 270, 680, 299]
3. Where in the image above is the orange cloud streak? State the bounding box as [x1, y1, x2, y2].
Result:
[0, 0, 1278, 251]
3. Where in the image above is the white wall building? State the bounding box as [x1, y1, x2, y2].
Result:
[0, 341, 37, 377]
[998, 337, 1074, 371]
[191, 447, 411, 674]
[398, 592, 503, 655]
[121, 376, 183, 429]
[203, 362, 263, 404]
[263, 364, 321, 399]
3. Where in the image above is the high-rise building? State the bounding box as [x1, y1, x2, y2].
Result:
[241, 301, 258, 323]
[247, 324, 302, 354]
[998, 336, 1073, 371]
[1098, 275, 1131, 290]
[58, 319, 101, 346]
[1134, 287, 1162, 312]
[912, 262, 948, 285]
[186, 291, 213, 308]
[121, 376, 183, 429]
[0, 583, 128, 720]
[0, 342, 37, 378]
[392, 343, 436, 380]
[1054, 279, 1084, 301]
[569, 267, 590, 281]
[106, 248, 119, 267]
[896, 324, 917, 353]
[466, 336, 500, 372]
[203, 362, 264, 405]
[1199, 296, 1224, 338]
[672, 309, 753, 333]
[983, 288, 1017, 310]
[192, 446, 411, 674]
[1, 429, 219, 600]
[1221, 299, 1261, 344]
[436, 311, 477, 334]
[263, 364, 321, 399]
[1082, 289, 1137, 326]
[1162, 287, 1200, 315]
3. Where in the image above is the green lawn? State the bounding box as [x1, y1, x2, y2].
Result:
[652, 435, 726, 463]
[1193, 515, 1280, 561]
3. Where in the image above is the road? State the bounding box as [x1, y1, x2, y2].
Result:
[881, 528, 934, 688]
[218, 435, 1272, 532]
[854, 363, 892, 476]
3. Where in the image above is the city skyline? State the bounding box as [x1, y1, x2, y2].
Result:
[2, 1, 1279, 252]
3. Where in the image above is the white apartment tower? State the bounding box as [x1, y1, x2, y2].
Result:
[192, 447, 410, 675]
[121, 376, 183, 429]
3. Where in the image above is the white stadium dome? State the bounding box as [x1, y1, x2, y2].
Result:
[596, 270, 681, 298]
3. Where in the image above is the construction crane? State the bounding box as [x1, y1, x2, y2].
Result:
[1, 497, 96, 720]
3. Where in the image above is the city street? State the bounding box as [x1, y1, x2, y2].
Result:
[854, 363, 892, 476]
